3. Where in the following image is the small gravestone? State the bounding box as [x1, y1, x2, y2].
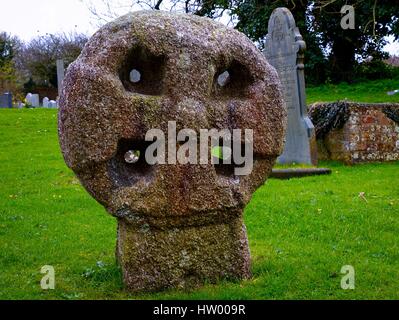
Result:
[48, 100, 57, 108]
[58, 11, 286, 292]
[26, 93, 39, 107]
[0, 93, 12, 108]
[264, 7, 317, 165]
[31, 94, 40, 107]
[43, 97, 49, 108]
[25, 93, 32, 105]
[57, 59, 65, 96]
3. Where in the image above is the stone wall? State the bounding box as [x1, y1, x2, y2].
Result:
[309, 102, 399, 164]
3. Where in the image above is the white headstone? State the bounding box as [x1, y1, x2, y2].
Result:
[43, 97, 49, 108]
[26, 93, 33, 105]
[48, 100, 58, 108]
[30, 94, 40, 107]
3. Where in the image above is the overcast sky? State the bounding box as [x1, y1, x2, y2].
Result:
[0, 0, 95, 40]
[0, 0, 398, 55]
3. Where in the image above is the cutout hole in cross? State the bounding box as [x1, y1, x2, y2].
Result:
[129, 69, 141, 83]
[217, 71, 230, 87]
[119, 46, 165, 95]
[212, 60, 253, 98]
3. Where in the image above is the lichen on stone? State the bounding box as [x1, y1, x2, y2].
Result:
[58, 10, 286, 292]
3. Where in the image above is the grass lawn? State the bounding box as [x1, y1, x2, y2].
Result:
[0, 108, 398, 300]
[306, 77, 399, 104]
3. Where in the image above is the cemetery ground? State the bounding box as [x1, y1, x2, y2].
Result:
[1, 79, 399, 299]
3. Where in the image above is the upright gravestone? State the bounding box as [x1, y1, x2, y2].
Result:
[31, 94, 40, 107]
[25, 93, 32, 105]
[43, 97, 49, 108]
[48, 100, 58, 108]
[59, 11, 286, 292]
[56, 59, 65, 97]
[26, 93, 40, 107]
[0, 93, 12, 108]
[264, 7, 317, 165]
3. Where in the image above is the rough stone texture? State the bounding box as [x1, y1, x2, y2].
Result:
[117, 217, 250, 291]
[58, 11, 286, 292]
[309, 102, 399, 164]
[264, 7, 317, 165]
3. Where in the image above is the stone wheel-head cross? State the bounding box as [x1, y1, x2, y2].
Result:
[58, 11, 286, 292]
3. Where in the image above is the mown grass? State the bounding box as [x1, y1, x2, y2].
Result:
[306, 77, 399, 104]
[0, 109, 398, 300]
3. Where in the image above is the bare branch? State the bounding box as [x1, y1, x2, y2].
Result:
[154, 0, 163, 10]
[372, 0, 378, 37]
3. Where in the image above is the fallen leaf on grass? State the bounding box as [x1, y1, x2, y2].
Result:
[358, 192, 368, 203]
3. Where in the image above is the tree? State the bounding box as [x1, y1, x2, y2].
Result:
[16, 32, 88, 88]
[83, 0, 399, 84]
[0, 32, 22, 95]
[312, 0, 399, 82]
[0, 32, 18, 66]
[229, 0, 398, 83]
[82, 0, 324, 83]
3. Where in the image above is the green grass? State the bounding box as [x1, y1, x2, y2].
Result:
[306, 77, 399, 104]
[0, 109, 398, 300]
